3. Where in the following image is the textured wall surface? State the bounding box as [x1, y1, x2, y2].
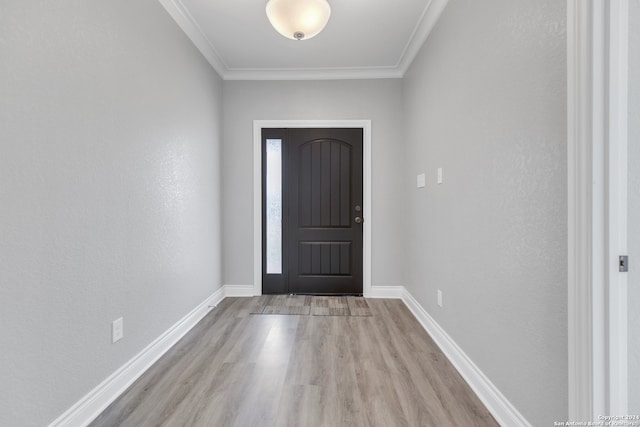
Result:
[402, 0, 567, 424]
[222, 80, 404, 291]
[629, 0, 640, 414]
[0, 1, 223, 425]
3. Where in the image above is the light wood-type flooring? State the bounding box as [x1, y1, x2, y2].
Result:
[91, 297, 498, 427]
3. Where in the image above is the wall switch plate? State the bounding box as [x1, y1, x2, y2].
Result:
[112, 317, 124, 343]
[437, 168, 443, 184]
[437, 289, 443, 307]
[417, 173, 426, 188]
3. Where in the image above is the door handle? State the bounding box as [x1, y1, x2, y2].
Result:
[354, 217, 363, 224]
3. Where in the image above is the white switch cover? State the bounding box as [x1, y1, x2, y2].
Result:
[437, 290, 443, 307]
[112, 317, 124, 343]
[417, 173, 426, 188]
[437, 168, 443, 184]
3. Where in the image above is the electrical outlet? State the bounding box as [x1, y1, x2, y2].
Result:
[112, 317, 124, 343]
[437, 289, 443, 307]
[417, 173, 426, 188]
[437, 168, 443, 184]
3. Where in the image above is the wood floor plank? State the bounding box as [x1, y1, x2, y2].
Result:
[91, 297, 498, 427]
[275, 384, 322, 427]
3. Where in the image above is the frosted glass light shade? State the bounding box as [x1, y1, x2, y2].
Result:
[266, 0, 331, 41]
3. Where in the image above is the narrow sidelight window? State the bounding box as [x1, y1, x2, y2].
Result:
[265, 138, 282, 274]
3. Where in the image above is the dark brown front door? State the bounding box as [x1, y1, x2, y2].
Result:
[262, 128, 363, 295]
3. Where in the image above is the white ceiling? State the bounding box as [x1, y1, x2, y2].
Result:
[158, 0, 450, 80]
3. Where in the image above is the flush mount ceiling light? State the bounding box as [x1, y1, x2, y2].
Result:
[266, 0, 331, 41]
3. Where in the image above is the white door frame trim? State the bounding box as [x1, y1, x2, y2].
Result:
[568, 0, 628, 419]
[252, 120, 373, 297]
[607, 0, 628, 416]
[567, 1, 604, 418]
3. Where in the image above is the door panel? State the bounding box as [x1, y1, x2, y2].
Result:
[288, 128, 363, 295]
[298, 139, 351, 227]
[297, 242, 351, 275]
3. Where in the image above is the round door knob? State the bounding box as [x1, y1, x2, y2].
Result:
[354, 217, 362, 224]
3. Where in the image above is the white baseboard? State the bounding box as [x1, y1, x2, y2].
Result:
[49, 286, 226, 427]
[400, 287, 531, 427]
[224, 284, 257, 297]
[366, 285, 404, 298]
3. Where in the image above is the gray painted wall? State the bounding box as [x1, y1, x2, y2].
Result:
[401, 0, 567, 425]
[629, 0, 640, 414]
[0, 1, 223, 425]
[222, 80, 404, 290]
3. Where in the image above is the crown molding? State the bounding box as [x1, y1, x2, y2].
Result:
[157, 0, 228, 78]
[158, 0, 450, 81]
[396, 0, 450, 75]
